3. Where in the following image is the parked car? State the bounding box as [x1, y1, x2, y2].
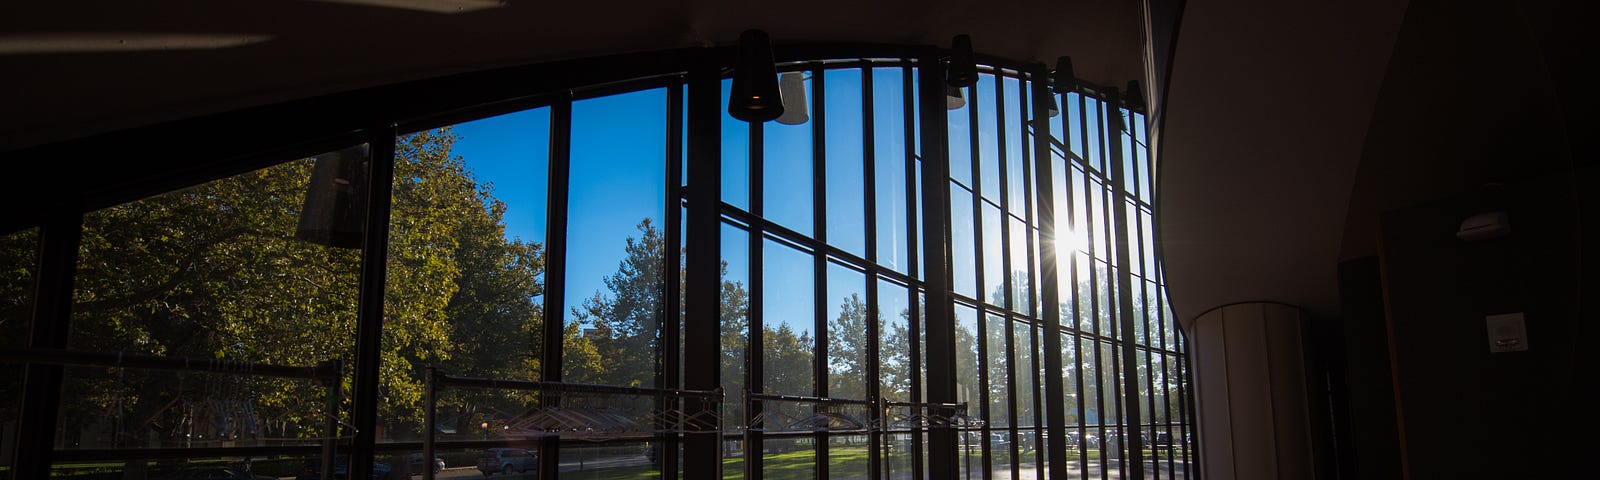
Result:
[476, 448, 538, 476]
[167, 466, 275, 480]
[1153, 431, 1175, 449]
[295, 458, 393, 480]
[405, 454, 445, 475]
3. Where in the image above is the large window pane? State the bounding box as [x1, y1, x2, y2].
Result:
[976, 75, 1002, 203]
[1010, 217, 1032, 315]
[1013, 321, 1036, 428]
[824, 68, 866, 256]
[0, 228, 35, 480]
[878, 279, 913, 403]
[950, 184, 978, 299]
[949, 86, 973, 187]
[67, 149, 368, 455]
[565, 88, 667, 388]
[829, 435, 868, 479]
[825, 261, 867, 400]
[387, 108, 551, 442]
[724, 79, 752, 211]
[722, 222, 751, 432]
[874, 67, 911, 274]
[764, 73, 814, 237]
[984, 312, 1009, 428]
[762, 238, 814, 397]
[1003, 76, 1028, 213]
[953, 305, 981, 410]
[981, 203, 1005, 306]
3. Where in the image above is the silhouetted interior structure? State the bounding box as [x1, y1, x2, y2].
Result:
[2, 0, 1592, 479]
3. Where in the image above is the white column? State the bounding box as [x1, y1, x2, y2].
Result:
[1190, 302, 1315, 480]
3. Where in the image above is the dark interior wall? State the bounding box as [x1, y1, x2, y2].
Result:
[1339, 0, 1578, 261]
[1329, 257, 1402, 480]
[1376, 168, 1588, 478]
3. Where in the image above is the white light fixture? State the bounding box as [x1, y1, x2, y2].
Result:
[302, 0, 506, 14]
[946, 86, 966, 110]
[0, 33, 271, 55]
[776, 72, 810, 125]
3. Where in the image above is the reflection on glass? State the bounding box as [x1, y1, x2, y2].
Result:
[825, 261, 867, 400]
[1085, 98, 1102, 171]
[1067, 93, 1084, 160]
[1, 228, 35, 478]
[1009, 217, 1032, 314]
[950, 184, 978, 299]
[765, 74, 814, 236]
[764, 437, 815, 478]
[976, 75, 1001, 202]
[985, 312, 1010, 428]
[874, 67, 911, 274]
[825, 69, 866, 256]
[1062, 339, 1080, 427]
[566, 88, 667, 388]
[953, 305, 981, 408]
[829, 435, 869, 479]
[723, 79, 752, 211]
[69, 150, 368, 451]
[762, 238, 814, 397]
[564, 441, 656, 479]
[1076, 253, 1094, 333]
[982, 203, 1005, 306]
[722, 222, 751, 431]
[878, 279, 913, 403]
[387, 109, 551, 441]
[1003, 76, 1028, 213]
[949, 86, 973, 186]
[885, 433, 916, 480]
[1013, 321, 1036, 428]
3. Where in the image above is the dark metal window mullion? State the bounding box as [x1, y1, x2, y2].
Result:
[964, 78, 993, 480]
[1108, 97, 1147, 480]
[901, 62, 927, 480]
[11, 208, 83, 479]
[683, 56, 724, 480]
[915, 50, 958, 480]
[536, 97, 573, 480]
[1074, 93, 1111, 480]
[861, 64, 885, 480]
[809, 63, 832, 480]
[1027, 66, 1070, 480]
[661, 80, 685, 480]
[349, 125, 397, 480]
[1056, 90, 1090, 480]
[746, 97, 767, 480]
[993, 73, 1021, 480]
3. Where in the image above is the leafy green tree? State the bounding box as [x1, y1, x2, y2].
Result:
[25, 126, 548, 471]
[827, 293, 870, 401]
[569, 219, 666, 389]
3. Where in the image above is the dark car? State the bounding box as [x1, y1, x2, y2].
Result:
[405, 454, 445, 475]
[294, 457, 393, 480]
[476, 448, 538, 476]
[167, 466, 275, 480]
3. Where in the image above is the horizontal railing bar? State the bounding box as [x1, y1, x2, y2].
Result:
[0, 348, 337, 380]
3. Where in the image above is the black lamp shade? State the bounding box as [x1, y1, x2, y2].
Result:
[729, 29, 784, 123]
[1125, 80, 1145, 111]
[296, 144, 370, 249]
[1053, 56, 1076, 93]
[947, 34, 978, 88]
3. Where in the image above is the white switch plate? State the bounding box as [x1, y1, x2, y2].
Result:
[1486, 313, 1529, 353]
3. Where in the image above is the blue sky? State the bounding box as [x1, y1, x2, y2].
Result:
[443, 70, 1055, 339]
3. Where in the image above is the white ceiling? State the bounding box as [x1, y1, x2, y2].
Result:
[1156, 0, 1410, 325]
[0, 0, 1143, 152]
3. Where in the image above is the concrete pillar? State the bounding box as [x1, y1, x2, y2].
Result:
[1190, 302, 1315, 480]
